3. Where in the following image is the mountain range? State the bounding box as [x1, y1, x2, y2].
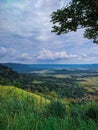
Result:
[1, 63, 98, 73]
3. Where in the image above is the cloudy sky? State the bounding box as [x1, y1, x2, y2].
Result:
[0, 0, 98, 64]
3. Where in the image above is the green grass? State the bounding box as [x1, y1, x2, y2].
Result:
[0, 85, 49, 106]
[79, 76, 98, 87]
[0, 85, 98, 130]
[32, 80, 43, 84]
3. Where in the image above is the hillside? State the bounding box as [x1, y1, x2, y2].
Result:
[0, 85, 49, 106]
[0, 65, 98, 130]
[0, 85, 98, 130]
[2, 63, 32, 73]
[0, 64, 20, 79]
[0, 64, 23, 86]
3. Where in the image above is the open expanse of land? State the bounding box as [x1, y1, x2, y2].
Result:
[1, 63, 98, 102]
[0, 63, 98, 130]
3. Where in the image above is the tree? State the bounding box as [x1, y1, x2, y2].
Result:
[51, 0, 98, 43]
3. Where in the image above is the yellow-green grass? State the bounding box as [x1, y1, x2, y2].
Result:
[32, 80, 43, 84]
[78, 77, 98, 101]
[0, 85, 50, 106]
[80, 77, 98, 85]
[79, 77, 98, 89]
[54, 74, 70, 78]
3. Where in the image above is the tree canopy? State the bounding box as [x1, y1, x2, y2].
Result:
[51, 0, 98, 44]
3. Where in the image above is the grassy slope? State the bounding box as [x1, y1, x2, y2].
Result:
[0, 85, 98, 130]
[0, 85, 49, 106]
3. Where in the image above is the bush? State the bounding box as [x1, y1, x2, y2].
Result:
[83, 103, 98, 121]
[43, 100, 66, 118]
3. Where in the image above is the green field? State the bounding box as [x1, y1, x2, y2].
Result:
[79, 77, 98, 98]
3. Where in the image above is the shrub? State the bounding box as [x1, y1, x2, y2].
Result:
[83, 103, 98, 121]
[43, 100, 66, 118]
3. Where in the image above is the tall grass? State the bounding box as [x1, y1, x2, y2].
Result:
[0, 86, 98, 130]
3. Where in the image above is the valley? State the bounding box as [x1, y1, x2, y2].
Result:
[0, 63, 98, 130]
[0, 63, 98, 103]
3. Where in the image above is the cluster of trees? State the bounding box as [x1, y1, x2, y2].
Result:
[0, 64, 23, 87]
[0, 64, 86, 99]
[24, 75, 87, 99]
[1, 64, 97, 100]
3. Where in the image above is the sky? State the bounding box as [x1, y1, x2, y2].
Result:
[0, 0, 98, 64]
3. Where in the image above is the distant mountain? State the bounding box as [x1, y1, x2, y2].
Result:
[2, 63, 98, 73]
[0, 64, 22, 86]
[0, 64, 19, 78]
[2, 63, 32, 73]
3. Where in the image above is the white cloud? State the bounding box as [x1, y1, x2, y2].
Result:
[0, 0, 98, 64]
[81, 53, 88, 57]
[69, 54, 78, 58]
[9, 48, 16, 56]
[55, 51, 68, 59]
[0, 47, 7, 58]
[37, 48, 78, 61]
[19, 53, 33, 61]
[37, 49, 54, 60]
[0, 47, 16, 60]
[0, 0, 61, 37]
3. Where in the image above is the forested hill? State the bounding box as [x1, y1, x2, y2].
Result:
[0, 64, 23, 86]
[2, 63, 98, 73]
[2, 63, 32, 73]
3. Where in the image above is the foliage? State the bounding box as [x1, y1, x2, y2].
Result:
[44, 100, 67, 118]
[0, 64, 23, 87]
[83, 103, 98, 121]
[49, 91, 57, 99]
[0, 86, 98, 130]
[51, 0, 98, 43]
[0, 93, 98, 130]
[0, 64, 98, 129]
[1, 64, 98, 100]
